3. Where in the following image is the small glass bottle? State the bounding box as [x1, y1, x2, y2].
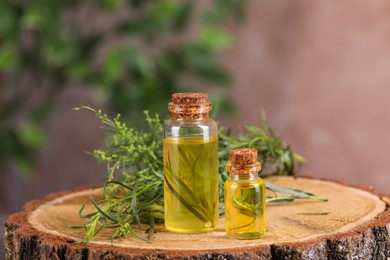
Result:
[163, 92, 218, 233]
[224, 148, 266, 239]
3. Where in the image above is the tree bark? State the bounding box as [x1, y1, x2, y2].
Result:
[4, 176, 390, 259]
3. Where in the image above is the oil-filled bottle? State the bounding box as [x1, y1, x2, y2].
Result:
[224, 148, 266, 239]
[163, 92, 218, 233]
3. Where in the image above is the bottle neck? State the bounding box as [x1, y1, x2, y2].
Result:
[229, 172, 260, 182]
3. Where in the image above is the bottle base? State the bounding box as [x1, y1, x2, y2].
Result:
[226, 231, 265, 239]
[165, 225, 216, 234]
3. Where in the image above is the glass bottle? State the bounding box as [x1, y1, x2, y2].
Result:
[163, 92, 218, 233]
[224, 148, 266, 239]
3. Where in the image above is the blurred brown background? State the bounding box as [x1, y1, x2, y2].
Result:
[222, 1, 390, 193]
[1, 0, 389, 218]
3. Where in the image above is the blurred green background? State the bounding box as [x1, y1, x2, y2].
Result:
[0, 0, 245, 215]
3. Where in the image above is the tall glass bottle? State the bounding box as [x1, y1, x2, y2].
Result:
[224, 148, 266, 239]
[163, 92, 218, 233]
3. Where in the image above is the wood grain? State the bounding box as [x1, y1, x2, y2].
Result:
[4, 176, 390, 259]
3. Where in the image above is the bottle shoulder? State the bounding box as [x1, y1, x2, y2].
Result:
[225, 177, 264, 186]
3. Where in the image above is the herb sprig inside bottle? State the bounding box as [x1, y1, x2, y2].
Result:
[163, 93, 219, 233]
[224, 148, 266, 239]
[67, 106, 326, 243]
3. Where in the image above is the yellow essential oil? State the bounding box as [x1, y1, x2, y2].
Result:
[163, 137, 218, 232]
[224, 148, 266, 239]
[163, 93, 219, 233]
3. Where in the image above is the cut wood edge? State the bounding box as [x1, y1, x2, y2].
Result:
[26, 179, 386, 249]
[268, 200, 390, 259]
[4, 177, 390, 259]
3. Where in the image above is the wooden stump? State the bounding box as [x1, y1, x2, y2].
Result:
[4, 176, 390, 259]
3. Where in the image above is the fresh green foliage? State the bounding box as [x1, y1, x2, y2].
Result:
[67, 107, 326, 243]
[217, 112, 316, 203]
[265, 181, 327, 203]
[0, 0, 245, 177]
[218, 112, 304, 178]
[71, 106, 164, 243]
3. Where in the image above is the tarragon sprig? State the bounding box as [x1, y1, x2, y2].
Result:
[66, 107, 325, 243]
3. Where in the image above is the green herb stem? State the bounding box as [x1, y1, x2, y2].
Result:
[66, 107, 323, 243]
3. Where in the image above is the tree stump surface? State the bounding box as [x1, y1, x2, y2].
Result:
[4, 176, 390, 259]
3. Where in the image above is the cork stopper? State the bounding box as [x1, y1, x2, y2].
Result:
[226, 148, 262, 174]
[168, 92, 212, 119]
